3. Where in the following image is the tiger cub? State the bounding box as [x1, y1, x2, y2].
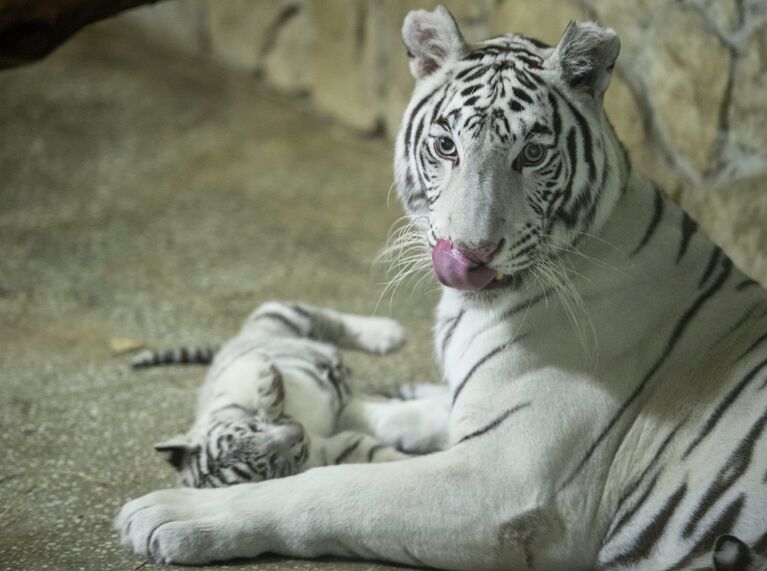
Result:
[133, 302, 411, 488]
[713, 535, 767, 571]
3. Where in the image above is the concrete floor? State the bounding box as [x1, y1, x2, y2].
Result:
[0, 23, 439, 571]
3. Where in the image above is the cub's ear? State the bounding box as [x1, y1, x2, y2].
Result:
[154, 436, 197, 471]
[402, 5, 467, 80]
[548, 21, 620, 102]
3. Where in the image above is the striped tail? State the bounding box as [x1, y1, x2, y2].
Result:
[131, 345, 220, 369]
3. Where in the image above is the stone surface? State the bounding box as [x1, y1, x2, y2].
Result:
[0, 22, 437, 571]
[119, 0, 210, 57]
[208, 0, 281, 70]
[679, 179, 767, 286]
[489, 0, 584, 44]
[262, 0, 311, 93]
[309, 0, 382, 132]
[642, 6, 730, 172]
[207, 0, 310, 92]
[730, 22, 767, 152]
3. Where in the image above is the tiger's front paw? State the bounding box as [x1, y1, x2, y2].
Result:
[115, 487, 265, 565]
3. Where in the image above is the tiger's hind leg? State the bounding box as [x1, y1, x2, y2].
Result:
[244, 301, 405, 354]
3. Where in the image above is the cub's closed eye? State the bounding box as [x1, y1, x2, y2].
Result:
[434, 136, 458, 161]
[520, 142, 547, 167]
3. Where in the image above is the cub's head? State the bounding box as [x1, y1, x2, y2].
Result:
[395, 6, 626, 298]
[154, 362, 310, 488]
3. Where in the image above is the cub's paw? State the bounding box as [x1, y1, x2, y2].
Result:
[115, 487, 260, 565]
[353, 317, 406, 355]
[375, 404, 448, 454]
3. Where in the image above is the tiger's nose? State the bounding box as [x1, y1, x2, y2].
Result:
[454, 240, 502, 264]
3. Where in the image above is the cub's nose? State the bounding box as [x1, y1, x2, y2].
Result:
[453, 240, 501, 264]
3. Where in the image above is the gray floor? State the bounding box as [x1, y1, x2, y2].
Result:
[0, 23, 438, 571]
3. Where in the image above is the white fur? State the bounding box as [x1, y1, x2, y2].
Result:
[116, 9, 767, 569]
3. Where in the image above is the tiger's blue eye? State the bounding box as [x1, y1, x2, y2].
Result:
[434, 136, 458, 160]
[521, 142, 546, 166]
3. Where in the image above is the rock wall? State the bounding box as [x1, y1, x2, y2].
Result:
[119, 0, 767, 284]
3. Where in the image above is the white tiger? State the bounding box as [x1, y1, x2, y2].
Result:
[136, 302, 422, 487]
[116, 6, 767, 570]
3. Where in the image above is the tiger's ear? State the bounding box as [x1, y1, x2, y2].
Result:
[548, 21, 620, 102]
[402, 5, 468, 80]
[712, 535, 753, 571]
[154, 436, 197, 471]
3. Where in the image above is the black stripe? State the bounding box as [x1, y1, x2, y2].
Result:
[334, 438, 362, 464]
[736, 279, 759, 291]
[740, 330, 767, 362]
[229, 463, 253, 481]
[676, 212, 698, 263]
[512, 86, 533, 104]
[366, 444, 386, 462]
[754, 529, 767, 554]
[602, 483, 687, 568]
[559, 127, 579, 226]
[683, 357, 767, 459]
[606, 418, 687, 542]
[555, 87, 595, 181]
[698, 246, 722, 288]
[440, 310, 465, 358]
[630, 186, 664, 257]
[289, 303, 312, 319]
[252, 312, 301, 335]
[452, 341, 515, 406]
[665, 495, 745, 571]
[499, 290, 549, 322]
[455, 65, 486, 82]
[561, 258, 733, 490]
[458, 402, 531, 443]
[682, 406, 767, 539]
[605, 472, 661, 545]
[404, 84, 444, 155]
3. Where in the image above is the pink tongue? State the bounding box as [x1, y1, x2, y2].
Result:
[431, 238, 496, 291]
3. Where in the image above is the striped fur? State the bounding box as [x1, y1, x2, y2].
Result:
[131, 345, 219, 368]
[148, 302, 413, 488]
[117, 9, 767, 569]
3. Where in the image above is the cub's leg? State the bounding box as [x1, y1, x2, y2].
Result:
[377, 382, 449, 400]
[307, 430, 409, 467]
[246, 301, 405, 354]
[116, 446, 529, 568]
[339, 392, 450, 453]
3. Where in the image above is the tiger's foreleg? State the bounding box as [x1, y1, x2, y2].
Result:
[116, 446, 537, 569]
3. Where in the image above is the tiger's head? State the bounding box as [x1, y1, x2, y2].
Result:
[394, 6, 628, 298]
[154, 360, 310, 488]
